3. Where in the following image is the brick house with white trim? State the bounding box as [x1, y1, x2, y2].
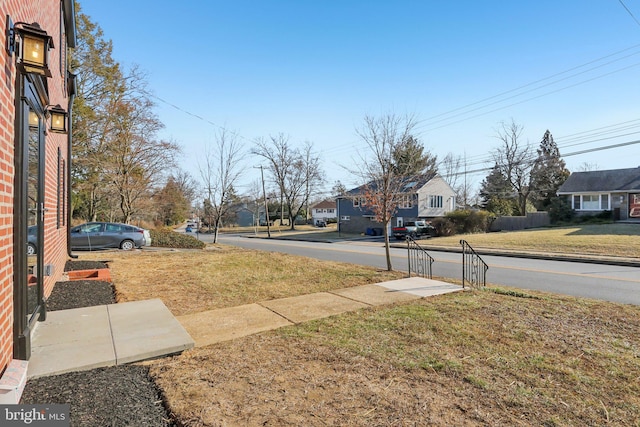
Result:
[0, 0, 76, 390]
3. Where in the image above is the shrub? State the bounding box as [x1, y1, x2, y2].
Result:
[547, 197, 574, 223]
[444, 209, 494, 234]
[431, 217, 456, 237]
[150, 228, 206, 249]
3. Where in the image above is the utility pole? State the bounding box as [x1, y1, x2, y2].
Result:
[259, 165, 271, 238]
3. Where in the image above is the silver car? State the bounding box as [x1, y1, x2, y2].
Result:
[70, 222, 150, 251]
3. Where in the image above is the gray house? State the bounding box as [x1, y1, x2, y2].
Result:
[556, 167, 640, 221]
[337, 174, 456, 234]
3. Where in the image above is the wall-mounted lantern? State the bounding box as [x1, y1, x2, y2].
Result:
[48, 105, 67, 133]
[6, 18, 53, 77]
[28, 110, 39, 128]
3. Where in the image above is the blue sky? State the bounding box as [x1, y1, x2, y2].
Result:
[79, 1, 640, 197]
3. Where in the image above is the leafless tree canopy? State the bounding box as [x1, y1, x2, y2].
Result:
[491, 119, 535, 216]
[439, 153, 474, 208]
[354, 113, 418, 271]
[199, 128, 245, 242]
[252, 135, 323, 230]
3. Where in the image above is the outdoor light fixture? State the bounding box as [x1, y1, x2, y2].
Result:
[6, 18, 53, 77]
[28, 110, 39, 128]
[48, 104, 67, 133]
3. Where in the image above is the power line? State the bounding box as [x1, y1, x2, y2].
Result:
[417, 46, 640, 129]
[416, 61, 640, 133]
[618, 0, 640, 28]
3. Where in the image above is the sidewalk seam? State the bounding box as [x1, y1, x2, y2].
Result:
[105, 304, 118, 363]
[256, 302, 298, 324]
[326, 290, 374, 306]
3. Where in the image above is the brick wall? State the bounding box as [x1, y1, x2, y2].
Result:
[0, 0, 71, 372]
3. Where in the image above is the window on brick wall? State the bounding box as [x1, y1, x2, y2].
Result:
[57, 148, 62, 228]
[62, 158, 66, 226]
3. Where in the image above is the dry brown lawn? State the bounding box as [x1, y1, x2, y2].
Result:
[429, 223, 640, 258]
[78, 246, 404, 316]
[151, 290, 640, 426]
[75, 230, 640, 426]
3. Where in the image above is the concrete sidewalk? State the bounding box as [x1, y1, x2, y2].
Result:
[28, 299, 195, 379]
[27, 277, 462, 378]
[177, 277, 462, 347]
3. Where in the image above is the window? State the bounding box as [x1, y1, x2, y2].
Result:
[79, 223, 103, 233]
[106, 223, 126, 232]
[429, 195, 443, 208]
[353, 197, 365, 207]
[327, 208, 334, 213]
[57, 148, 61, 228]
[398, 195, 413, 209]
[341, 215, 350, 221]
[573, 194, 610, 210]
[582, 195, 599, 210]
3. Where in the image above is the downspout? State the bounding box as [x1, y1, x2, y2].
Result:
[66, 73, 77, 259]
[64, 0, 77, 259]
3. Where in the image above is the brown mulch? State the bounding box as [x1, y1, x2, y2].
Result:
[20, 260, 175, 426]
[64, 260, 109, 271]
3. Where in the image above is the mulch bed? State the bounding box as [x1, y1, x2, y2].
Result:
[46, 280, 115, 311]
[64, 260, 109, 271]
[20, 260, 176, 426]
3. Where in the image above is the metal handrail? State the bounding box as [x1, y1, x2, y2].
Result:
[460, 239, 488, 288]
[406, 236, 434, 279]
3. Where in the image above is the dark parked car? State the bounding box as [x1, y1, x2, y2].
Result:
[27, 225, 37, 255]
[70, 222, 150, 251]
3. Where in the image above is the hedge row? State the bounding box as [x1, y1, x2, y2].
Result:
[149, 228, 206, 249]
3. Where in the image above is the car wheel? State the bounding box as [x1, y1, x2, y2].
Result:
[120, 240, 135, 251]
[27, 243, 37, 255]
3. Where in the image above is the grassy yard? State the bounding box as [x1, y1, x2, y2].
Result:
[75, 225, 640, 425]
[260, 222, 640, 258]
[429, 223, 640, 258]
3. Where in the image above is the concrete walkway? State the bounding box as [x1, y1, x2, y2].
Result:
[27, 277, 462, 378]
[28, 299, 195, 379]
[177, 277, 462, 347]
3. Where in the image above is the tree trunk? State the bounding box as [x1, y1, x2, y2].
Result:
[383, 222, 393, 271]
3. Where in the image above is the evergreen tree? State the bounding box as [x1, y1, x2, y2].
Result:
[479, 164, 517, 215]
[530, 130, 570, 210]
[156, 177, 190, 225]
[392, 135, 437, 177]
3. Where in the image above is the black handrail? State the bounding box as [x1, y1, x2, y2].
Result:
[406, 236, 434, 279]
[460, 240, 488, 288]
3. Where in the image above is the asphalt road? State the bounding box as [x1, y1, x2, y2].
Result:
[200, 232, 640, 306]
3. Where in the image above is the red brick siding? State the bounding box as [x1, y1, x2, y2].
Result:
[0, 0, 71, 373]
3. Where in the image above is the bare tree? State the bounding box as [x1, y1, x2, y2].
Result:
[491, 119, 535, 216]
[577, 162, 599, 172]
[253, 135, 323, 230]
[353, 113, 417, 271]
[104, 69, 180, 223]
[171, 170, 199, 208]
[439, 152, 473, 208]
[199, 128, 244, 243]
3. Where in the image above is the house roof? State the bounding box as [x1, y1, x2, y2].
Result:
[343, 172, 438, 196]
[557, 167, 640, 193]
[312, 199, 336, 209]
